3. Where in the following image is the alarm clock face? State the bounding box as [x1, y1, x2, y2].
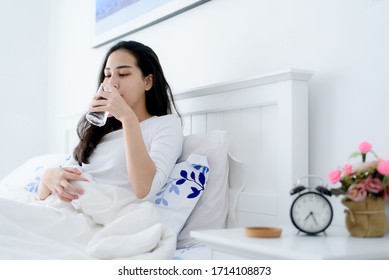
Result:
[290, 192, 333, 235]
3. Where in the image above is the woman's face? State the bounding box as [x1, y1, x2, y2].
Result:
[104, 49, 152, 115]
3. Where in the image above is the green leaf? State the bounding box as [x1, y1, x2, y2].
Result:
[348, 151, 360, 159]
[330, 188, 346, 196]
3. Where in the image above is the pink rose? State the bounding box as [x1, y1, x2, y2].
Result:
[377, 160, 389, 175]
[343, 164, 353, 176]
[363, 178, 384, 193]
[358, 141, 372, 154]
[328, 169, 342, 184]
[347, 184, 367, 201]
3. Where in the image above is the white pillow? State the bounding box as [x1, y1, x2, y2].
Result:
[0, 153, 71, 200]
[151, 154, 209, 235]
[176, 130, 230, 249]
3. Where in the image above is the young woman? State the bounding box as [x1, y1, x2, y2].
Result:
[38, 41, 183, 202]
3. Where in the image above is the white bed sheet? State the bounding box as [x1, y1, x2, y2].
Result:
[174, 245, 212, 260]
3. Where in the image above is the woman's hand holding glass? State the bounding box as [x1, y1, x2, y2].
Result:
[89, 83, 138, 124]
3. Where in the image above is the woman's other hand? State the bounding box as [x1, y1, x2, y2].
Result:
[38, 167, 88, 202]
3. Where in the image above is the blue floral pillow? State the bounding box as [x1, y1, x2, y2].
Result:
[152, 153, 209, 234]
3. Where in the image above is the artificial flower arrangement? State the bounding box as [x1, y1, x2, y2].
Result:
[328, 141, 389, 202]
[328, 141, 389, 237]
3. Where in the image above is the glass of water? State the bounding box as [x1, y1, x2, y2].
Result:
[86, 84, 110, 127]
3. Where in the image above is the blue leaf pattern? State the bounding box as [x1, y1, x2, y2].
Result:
[199, 172, 206, 186]
[194, 165, 209, 174]
[180, 170, 188, 179]
[187, 187, 200, 198]
[25, 176, 41, 193]
[176, 179, 186, 185]
[169, 185, 180, 195]
[154, 159, 209, 207]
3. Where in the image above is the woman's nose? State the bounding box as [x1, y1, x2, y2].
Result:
[107, 79, 119, 90]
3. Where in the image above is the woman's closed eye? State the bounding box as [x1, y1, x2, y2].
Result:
[118, 70, 131, 77]
[104, 72, 130, 78]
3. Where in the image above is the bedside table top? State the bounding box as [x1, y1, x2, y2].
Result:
[190, 226, 389, 259]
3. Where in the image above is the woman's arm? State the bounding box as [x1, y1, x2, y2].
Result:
[91, 87, 158, 199]
[90, 87, 181, 199]
[121, 116, 156, 199]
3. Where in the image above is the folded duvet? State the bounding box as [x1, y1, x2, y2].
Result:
[0, 175, 176, 259]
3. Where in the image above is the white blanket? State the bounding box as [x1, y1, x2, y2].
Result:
[0, 175, 176, 259]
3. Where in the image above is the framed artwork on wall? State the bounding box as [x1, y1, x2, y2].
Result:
[92, 0, 210, 48]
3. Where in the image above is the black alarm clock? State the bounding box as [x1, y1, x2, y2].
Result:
[290, 175, 333, 235]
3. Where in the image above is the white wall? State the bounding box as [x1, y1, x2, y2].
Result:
[46, 0, 389, 158]
[0, 0, 50, 178]
[2, 0, 389, 224]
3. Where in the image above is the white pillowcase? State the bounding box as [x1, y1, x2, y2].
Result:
[0, 154, 71, 200]
[0, 154, 72, 190]
[176, 130, 230, 249]
[151, 154, 209, 235]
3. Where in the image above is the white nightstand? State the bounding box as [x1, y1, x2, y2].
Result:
[190, 226, 389, 259]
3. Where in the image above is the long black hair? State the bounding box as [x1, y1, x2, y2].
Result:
[73, 41, 179, 164]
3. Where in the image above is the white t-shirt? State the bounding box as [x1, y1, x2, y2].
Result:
[70, 114, 183, 200]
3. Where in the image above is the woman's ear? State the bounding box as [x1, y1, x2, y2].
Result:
[145, 74, 153, 91]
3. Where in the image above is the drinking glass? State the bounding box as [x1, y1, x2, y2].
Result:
[86, 84, 110, 126]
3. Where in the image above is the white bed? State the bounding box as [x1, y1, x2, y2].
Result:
[0, 68, 313, 259]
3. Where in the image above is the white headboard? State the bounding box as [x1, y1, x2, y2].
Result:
[60, 68, 313, 227]
[174, 68, 313, 227]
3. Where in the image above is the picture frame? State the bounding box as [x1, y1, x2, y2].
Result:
[92, 0, 210, 48]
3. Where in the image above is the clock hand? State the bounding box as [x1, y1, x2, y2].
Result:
[304, 211, 313, 221]
[311, 213, 319, 225]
